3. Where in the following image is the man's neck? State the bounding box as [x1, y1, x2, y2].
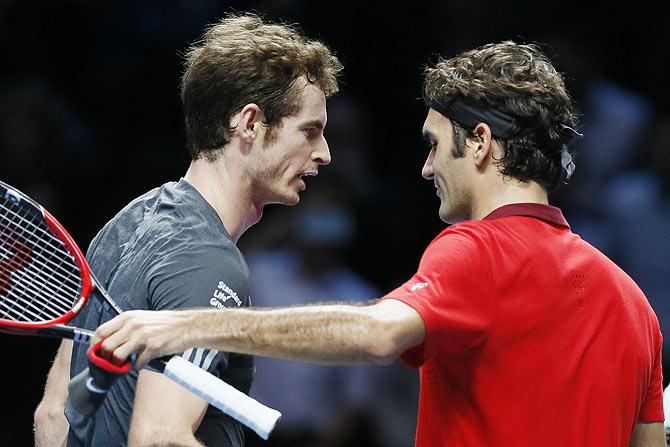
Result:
[470, 178, 549, 221]
[184, 157, 262, 243]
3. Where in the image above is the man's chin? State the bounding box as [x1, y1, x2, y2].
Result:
[438, 204, 457, 224]
[439, 205, 469, 224]
[269, 191, 301, 207]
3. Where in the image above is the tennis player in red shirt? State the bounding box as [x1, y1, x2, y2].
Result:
[94, 41, 665, 446]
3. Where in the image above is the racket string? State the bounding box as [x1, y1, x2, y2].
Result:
[0, 258, 76, 309]
[0, 202, 84, 322]
[0, 286, 68, 321]
[29, 225, 81, 314]
[0, 252, 78, 316]
[0, 244, 81, 320]
[0, 235, 82, 298]
[1, 203, 79, 268]
[1, 200, 67, 247]
[0, 205, 82, 288]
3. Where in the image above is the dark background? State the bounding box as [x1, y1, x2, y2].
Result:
[1, 0, 669, 445]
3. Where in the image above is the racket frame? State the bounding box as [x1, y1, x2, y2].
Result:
[0, 182, 93, 332]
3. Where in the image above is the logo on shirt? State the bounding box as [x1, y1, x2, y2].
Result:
[409, 282, 429, 292]
[210, 281, 242, 308]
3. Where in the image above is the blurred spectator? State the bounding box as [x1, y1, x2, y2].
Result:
[538, 35, 654, 255]
[610, 114, 670, 343]
[243, 173, 385, 446]
[242, 171, 418, 447]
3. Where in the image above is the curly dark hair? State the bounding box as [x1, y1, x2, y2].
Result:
[423, 41, 579, 191]
[181, 13, 343, 161]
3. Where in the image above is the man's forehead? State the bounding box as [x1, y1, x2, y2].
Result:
[296, 83, 327, 122]
[299, 81, 327, 104]
[423, 108, 450, 135]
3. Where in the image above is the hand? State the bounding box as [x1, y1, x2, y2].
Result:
[92, 310, 194, 368]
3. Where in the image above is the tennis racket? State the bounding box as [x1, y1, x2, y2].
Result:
[0, 179, 280, 439]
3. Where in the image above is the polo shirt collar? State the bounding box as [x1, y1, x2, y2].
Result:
[483, 203, 570, 229]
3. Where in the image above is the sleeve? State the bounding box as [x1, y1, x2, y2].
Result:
[146, 242, 250, 377]
[639, 343, 665, 422]
[381, 226, 494, 367]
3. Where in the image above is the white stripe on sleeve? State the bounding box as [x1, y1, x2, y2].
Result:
[182, 348, 194, 362]
[201, 349, 219, 372]
[192, 348, 205, 368]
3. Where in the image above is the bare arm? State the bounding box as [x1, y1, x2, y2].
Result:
[34, 340, 72, 447]
[629, 422, 665, 447]
[96, 299, 426, 368]
[128, 369, 208, 447]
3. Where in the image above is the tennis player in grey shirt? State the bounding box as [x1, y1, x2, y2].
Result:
[66, 179, 253, 446]
[34, 13, 342, 447]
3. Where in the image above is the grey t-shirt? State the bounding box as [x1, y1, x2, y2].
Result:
[65, 179, 253, 447]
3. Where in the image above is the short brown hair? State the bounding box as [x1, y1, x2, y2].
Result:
[423, 41, 579, 191]
[181, 13, 343, 160]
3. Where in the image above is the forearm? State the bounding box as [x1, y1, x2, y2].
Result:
[96, 299, 424, 367]
[34, 404, 68, 447]
[188, 303, 396, 365]
[629, 422, 665, 447]
[35, 340, 72, 447]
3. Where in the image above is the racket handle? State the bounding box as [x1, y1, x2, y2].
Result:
[40, 325, 94, 343]
[163, 356, 281, 439]
[0, 324, 94, 343]
[67, 342, 131, 417]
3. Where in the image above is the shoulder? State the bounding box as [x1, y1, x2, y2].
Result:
[429, 219, 505, 243]
[86, 184, 171, 249]
[135, 181, 244, 265]
[423, 221, 499, 259]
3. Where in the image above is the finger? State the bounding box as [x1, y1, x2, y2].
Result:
[100, 322, 133, 363]
[90, 333, 101, 348]
[136, 350, 152, 369]
[112, 337, 145, 367]
[91, 316, 121, 349]
[95, 313, 127, 340]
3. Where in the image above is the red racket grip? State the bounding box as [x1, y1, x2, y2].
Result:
[67, 342, 132, 418]
[88, 341, 131, 376]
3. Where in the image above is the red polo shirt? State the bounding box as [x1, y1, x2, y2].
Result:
[383, 203, 663, 446]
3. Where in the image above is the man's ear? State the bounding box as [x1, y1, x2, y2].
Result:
[233, 104, 263, 144]
[471, 122, 493, 168]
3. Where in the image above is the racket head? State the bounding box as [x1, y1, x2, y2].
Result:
[0, 180, 93, 329]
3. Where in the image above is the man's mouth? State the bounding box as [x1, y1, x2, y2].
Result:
[296, 171, 318, 191]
